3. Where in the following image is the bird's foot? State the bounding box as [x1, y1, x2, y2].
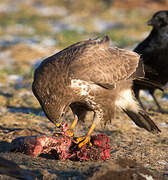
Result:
[73, 136, 92, 148]
[73, 136, 85, 143]
[65, 129, 74, 137]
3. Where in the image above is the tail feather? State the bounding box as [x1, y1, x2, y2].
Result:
[134, 78, 164, 91]
[123, 109, 161, 134]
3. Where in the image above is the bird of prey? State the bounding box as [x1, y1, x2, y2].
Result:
[133, 10, 168, 113]
[32, 36, 160, 148]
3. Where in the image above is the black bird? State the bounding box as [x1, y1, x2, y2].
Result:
[133, 10, 168, 113]
[32, 36, 160, 148]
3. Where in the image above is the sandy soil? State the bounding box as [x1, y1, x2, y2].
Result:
[0, 106, 168, 180]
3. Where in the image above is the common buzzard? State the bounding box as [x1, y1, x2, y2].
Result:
[32, 36, 160, 148]
[133, 10, 168, 113]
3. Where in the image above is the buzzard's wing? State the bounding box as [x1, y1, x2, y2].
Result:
[70, 36, 140, 89]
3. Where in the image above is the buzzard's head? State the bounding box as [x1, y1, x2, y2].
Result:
[44, 103, 68, 126]
[34, 93, 70, 130]
[147, 10, 168, 29]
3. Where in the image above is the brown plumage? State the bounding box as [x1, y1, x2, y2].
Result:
[32, 36, 160, 147]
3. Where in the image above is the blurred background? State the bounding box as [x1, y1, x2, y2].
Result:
[0, 0, 168, 124]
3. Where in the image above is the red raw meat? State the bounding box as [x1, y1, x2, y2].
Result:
[10, 134, 110, 161]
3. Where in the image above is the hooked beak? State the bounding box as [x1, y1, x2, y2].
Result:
[56, 112, 67, 132]
[56, 123, 62, 128]
[56, 122, 68, 132]
[147, 19, 153, 26]
[55, 105, 69, 131]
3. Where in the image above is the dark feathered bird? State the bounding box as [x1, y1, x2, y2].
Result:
[133, 10, 168, 113]
[32, 36, 160, 148]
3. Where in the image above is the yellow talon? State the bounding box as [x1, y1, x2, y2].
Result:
[75, 123, 95, 147]
[89, 142, 92, 146]
[78, 136, 91, 148]
[66, 129, 74, 137]
[73, 136, 86, 144]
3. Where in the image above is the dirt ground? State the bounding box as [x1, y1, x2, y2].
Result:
[0, 105, 168, 180]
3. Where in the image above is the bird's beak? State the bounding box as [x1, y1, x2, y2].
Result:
[56, 123, 61, 128]
[56, 115, 65, 129]
[55, 116, 64, 129]
[56, 112, 67, 132]
[56, 105, 69, 131]
[147, 19, 153, 26]
[56, 122, 68, 132]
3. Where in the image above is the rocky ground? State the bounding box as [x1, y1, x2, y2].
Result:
[0, 0, 168, 179]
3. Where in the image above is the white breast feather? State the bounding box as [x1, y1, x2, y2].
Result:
[71, 79, 89, 96]
[115, 89, 140, 113]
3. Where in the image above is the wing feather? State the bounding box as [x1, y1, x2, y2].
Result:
[69, 36, 140, 88]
